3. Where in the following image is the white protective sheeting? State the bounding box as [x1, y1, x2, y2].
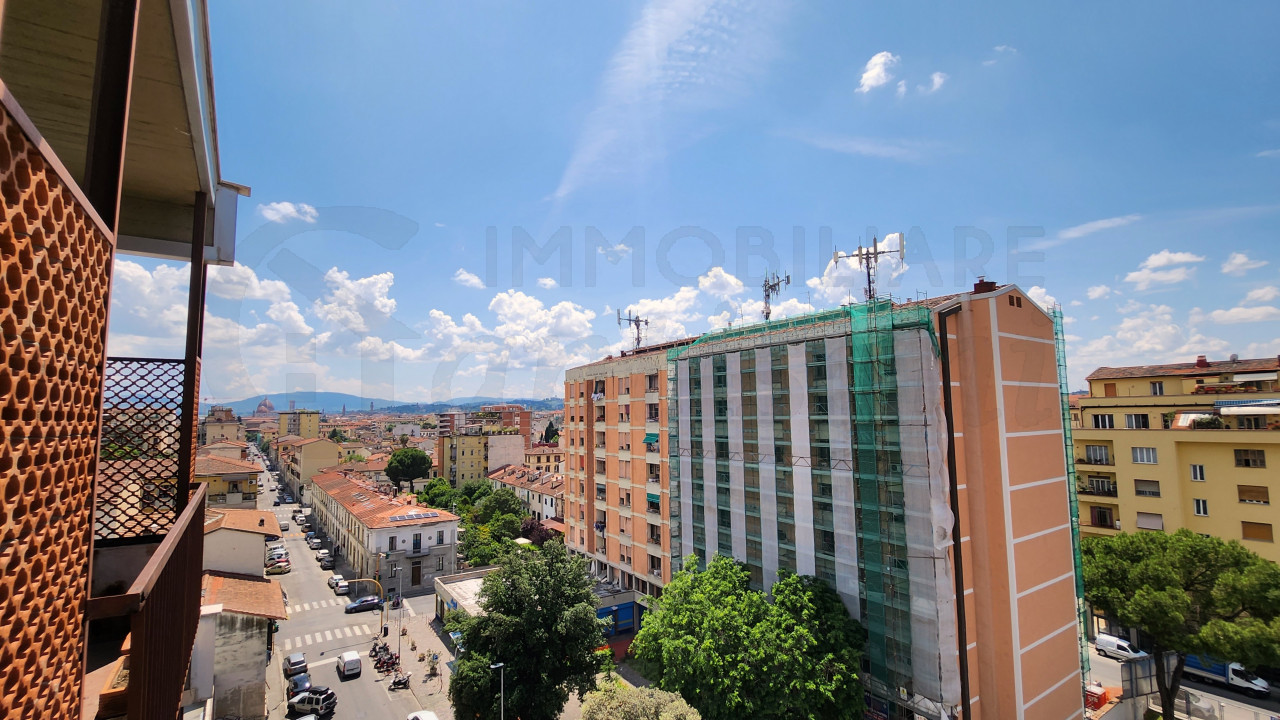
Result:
[825, 336, 860, 617]
[754, 349, 780, 593]
[893, 328, 961, 709]
[787, 342, 817, 576]
[700, 357, 719, 551]
[727, 352, 748, 559]
[677, 359, 694, 559]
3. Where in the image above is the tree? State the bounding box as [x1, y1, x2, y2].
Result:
[582, 685, 701, 720]
[475, 487, 523, 524]
[541, 420, 558, 445]
[459, 523, 506, 566]
[327, 428, 348, 443]
[419, 477, 456, 509]
[386, 448, 431, 493]
[458, 478, 494, 506]
[398, 433, 410, 447]
[1082, 529, 1280, 720]
[521, 516, 557, 546]
[631, 555, 865, 720]
[448, 541, 610, 720]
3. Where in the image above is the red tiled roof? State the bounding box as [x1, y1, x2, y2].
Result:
[1086, 356, 1279, 381]
[202, 571, 287, 619]
[487, 464, 565, 498]
[204, 509, 282, 537]
[310, 471, 459, 530]
[194, 455, 261, 476]
[204, 439, 249, 448]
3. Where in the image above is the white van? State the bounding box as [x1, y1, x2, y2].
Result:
[1096, 633, 1148, 661]
[337, 650, 361, 678]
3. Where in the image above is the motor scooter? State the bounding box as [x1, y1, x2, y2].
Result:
[389, 671, 412, 690]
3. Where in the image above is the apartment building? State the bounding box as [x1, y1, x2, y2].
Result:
[564, 340, 691, 596]
[1073, 355, 1280, 563]
[277, 409, 322, 439]
[437, 404, 533, 446]
[487, 464, 566, 522]
[310, 472, 460, 596]
[435, 430, 525, 486]
[526, 443, 565, 472]
[667, 283, 1084, 720]
[0, 0, 247, 716]
[281, 437, 341, 503]
[195, 454, 262, 509]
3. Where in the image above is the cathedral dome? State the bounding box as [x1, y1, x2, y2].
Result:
[255, 397, 276, 415]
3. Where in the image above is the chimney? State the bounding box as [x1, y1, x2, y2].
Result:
[1195, 355, 1209, 368]
[1230, 353, 1239, 362]
[972, 277, 998, 294]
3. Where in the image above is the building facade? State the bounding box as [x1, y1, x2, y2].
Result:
[564, 340, 690, 596]
[435, 431, 525, 487]
[525, 444, 565, 473]
[1072, 355, 1280, 563]
[278, 437, 340, 502]
[487, 464, 566, 522]
[277, 409, 322, 439]
[666, 285, 1085, 720]
[310, 472, 460, 596]
[195, 455, 263, 509]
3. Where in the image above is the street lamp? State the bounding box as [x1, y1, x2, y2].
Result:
[490, 662, 505, 720]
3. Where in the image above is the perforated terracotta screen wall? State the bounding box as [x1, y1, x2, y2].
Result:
[0, 100, 114, 717]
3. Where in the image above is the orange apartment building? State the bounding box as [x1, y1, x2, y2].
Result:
[664, 281, 1084, 720]
[563, 340, 692, 597]
[0, 0, 248, 717]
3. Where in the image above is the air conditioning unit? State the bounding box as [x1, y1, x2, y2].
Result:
[1114, 520, 1121, 530]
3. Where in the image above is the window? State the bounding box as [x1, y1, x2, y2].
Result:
[1239, 416, 1265, 430]
[1090, 506, 1114, 528]
[388, 536, 398, 551]
[1104, 382, 1117, 397]
[1134, 479, 1161, 497]
[1150, 381, 1164, 396]
[1235, 449, 1266, 468]
[1135, 512, 1164, 531]
[1085, 445, 1112, 465]
[436, 530, 445, 544]
[412, 533, 421, 552]
[1093, 414, 1115, 429]
[1193, 499, 1208, 516]
[1125, 414, 1150, 430]
[1131, 447, 1158, 464]
[1190, 464, 1206, 482]
[437, 555, 445, 571]
[1242, 522, 1274, 543]
[1238, 485, 1270, 505]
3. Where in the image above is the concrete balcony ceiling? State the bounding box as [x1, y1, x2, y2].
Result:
[0, 0, 247, 263]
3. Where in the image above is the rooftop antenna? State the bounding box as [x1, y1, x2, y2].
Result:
[617, 308, 648, 349]
[832, 232, 905, 301]
[762, 271, 791, 320]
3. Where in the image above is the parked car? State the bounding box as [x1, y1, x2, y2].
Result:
[266, 562, 291, 575]
[288, 687, 336, 716]
[315, 549, 331, 562]
[1184, 654, 1271, 698]
[265, 558, 290, 570]
[337, 651, 361, 678]
[282, 652, 307, 677]
[327, 574, 346, 589]
[407, 713, 441, 720]
[1095, 633, 1148, 662]
[288, 672, 312, 695]
[320, 557, 335, 570]
[279, 520, 290, 531]
[283, 495, 295, 503]
[344, 595, 384, 614]
[1174, 688, 1218, 720]
[307, 538, 323, 550]
[305, 531, 317, 540]
[272, 498, 281, 506]
[333, 580, 349, 595]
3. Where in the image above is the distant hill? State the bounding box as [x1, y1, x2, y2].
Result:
[219, 392, 562, 416]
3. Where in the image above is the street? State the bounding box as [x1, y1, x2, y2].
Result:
[1088, 646, 1280, 720]
[254, 449, 430, 720]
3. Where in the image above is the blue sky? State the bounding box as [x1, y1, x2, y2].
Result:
[106, 1, 1280, 402]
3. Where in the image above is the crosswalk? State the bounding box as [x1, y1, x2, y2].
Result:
[292, 598, 351, 613]
[281, 623, 374, 652]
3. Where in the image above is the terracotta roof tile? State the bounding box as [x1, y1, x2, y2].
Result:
[194, 455, 262, 476]
[1086, 356, 1279, 381]
[204, 509, 282, 537]
[202, 571, 288, 619]
[310, 471, 459, 529]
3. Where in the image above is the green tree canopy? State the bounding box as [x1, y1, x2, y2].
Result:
[476, 487, 523, 524]
[459, 478, 494, 506]
[327, 428, 348, 443]
[582, 685, 701, 720]
[541, 420, 558, 444]
[419, 477, 456, 509]
[448, 541, 609, 720]
[386, 448, 431, 492]
[1082, 529, 1280, 718]
[631, 555, 865, 720]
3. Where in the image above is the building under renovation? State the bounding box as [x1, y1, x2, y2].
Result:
[666, 282, 1086, 720]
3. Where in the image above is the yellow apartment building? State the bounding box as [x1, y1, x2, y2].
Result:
[1073, 354, 1280, 562]
[277, 409, 322, 439]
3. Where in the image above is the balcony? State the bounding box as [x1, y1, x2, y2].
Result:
[1076, 456, 1114, 467]
[85, 485, 207, 720]
[1077, 479, 1118, 498]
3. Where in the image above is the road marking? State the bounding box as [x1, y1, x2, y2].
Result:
[342, 627, 353, 638]
[324, 630, 333, 641]
[303, 602, 312, 611]
[360, 624, 371, 635]
[283, 639, 292, 651]
[293, 636, 301, 648]
[404, 599, 415, 617]
[293, 604, 301, 612]
[304, 634, 313, 645]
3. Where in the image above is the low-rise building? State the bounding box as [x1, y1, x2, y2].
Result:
[196, 454, 263, 509]
[487, 464, 566, 522]
[202, 440, 251, 461]
[203, 509, 283, 577]
[200, 405, 245, 445]
[310, 472, 460, 596]
[278, 437, 341, 503]
[436, 430, 525, 487]
[525, 443, 565, 473]
[190, 572, 288, 719]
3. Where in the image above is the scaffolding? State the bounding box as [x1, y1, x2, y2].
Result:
[1052, 306, 1090, 684]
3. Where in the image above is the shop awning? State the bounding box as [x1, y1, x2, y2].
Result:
[642, 433, 660, 444]
[1234, 372, 1278, 382]
[1220, 403, 1280, 416]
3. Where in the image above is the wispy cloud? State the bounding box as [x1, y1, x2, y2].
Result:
[258, 201, 318, 224]
[453, 268, 485, 289]
[552, 0, 785, 200]
[788, 131, 933, 162]
[1221, 252, 1268, 276]
[1124, 249, 1204, 291]
[1059, 214, 1143, 240]
[536, 277, 559, 289]
[1256, 149, 1280, 159]
[921, 72, 948, 94]
[984, 45, 1018, 67]
[856, 51, 899, 94]
[1086, 284, 1113, 300]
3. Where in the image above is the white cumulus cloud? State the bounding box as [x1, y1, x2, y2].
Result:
[1123, 250, 1205, 291]
[1086, 285, 1113, 300]
[453, 269, 485, 289]
[207, 262, 291, 302]
[626, 287, 701, 341]
[1027, 286, 1057, 311]
[537, 277, 559, 289]
[257, 201, 318, 224]
[697, 267, 745, 300]
[1202, 306, 1280, 324]
[1243, 286, 1280, 304]
[922, 72, 948, 93]
[807, 233, 908, 303]
[1141, 250, 1206, 269]
[856, 51, 899, 94]
[312, 268, 398, 334]
[1221, 252, 1268, 276]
